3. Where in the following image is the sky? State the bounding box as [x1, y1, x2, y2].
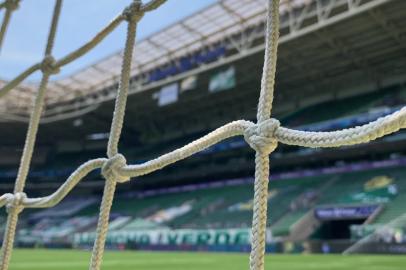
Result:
[0, 0, 217, 81]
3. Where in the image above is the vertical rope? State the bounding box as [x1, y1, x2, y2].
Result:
[88, 177, 117, 270]
[106, 3, 140, 159]
[0, 7, 12, 51]
[250, 152, 271, 270]
[256, 0, 280, 123]
[89, 2, 140, 269]
[0, 0, 19, 52]
[0, 1, 62, 269]
[250, 1, 280, 270]
[44, 0, 61, 56]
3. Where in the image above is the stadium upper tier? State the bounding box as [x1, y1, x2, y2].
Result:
[0, 87, 404, 185]
[0, 0, 404, 120]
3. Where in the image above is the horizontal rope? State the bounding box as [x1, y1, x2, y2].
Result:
[141, 0, 167, 11]
[118, 120, 251, 177]
[0, 10, 125, 98]
[0, 0, 18, 11]
[0, 106, 405, 211]
[0, 194, 13, 208]
[0, 3, 169, 268]
[0, 63, 41, 98]
[55, 15, 124, 68]
[0, 0, 170, 107]
[17, 159, 105, 209]
[276, 106, 406, 148]
[0, 2, 7, 9]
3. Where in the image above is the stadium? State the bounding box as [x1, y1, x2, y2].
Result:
[0, 0, 406, 269]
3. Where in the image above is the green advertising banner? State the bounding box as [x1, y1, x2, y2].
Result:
[74, 228, 273, 246]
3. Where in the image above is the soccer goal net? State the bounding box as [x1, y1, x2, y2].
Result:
[0, 0, 405, 270]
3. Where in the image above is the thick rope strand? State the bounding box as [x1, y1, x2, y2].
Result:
[250, 1, 280, 270]
[0, 0, 19, 52]
[106, 15, 138, 158]
[250, 151, 271, 270]
[0, 63, 41, 98]
[88, 179, 117, 270]
[256, 0, 280, 123]
[56, 15, 124, 68]
[89, 2, 142, 269]
[22, 159, 106, 208]
[0, 75, 50, 270]
[0, 12, 124, 98]
[0, 6, 11, 51]
[1, 106, 405, 212]
[0, 1, 62, 269]
[141, 0, 166, 11]
[276, 107, 406, 147]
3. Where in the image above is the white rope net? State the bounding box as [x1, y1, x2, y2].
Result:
[0, 0, 405, 269]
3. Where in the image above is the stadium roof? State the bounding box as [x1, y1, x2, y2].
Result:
[0, 0, 310, 116]
[0, 0, 404, 145]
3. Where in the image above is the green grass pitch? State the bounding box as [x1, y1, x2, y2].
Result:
[8, 249, 406, 270]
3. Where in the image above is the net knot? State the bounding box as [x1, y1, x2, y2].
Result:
[244, 118, 280, 154]
[40, 55, 60, 75]
[123, 0, 144, 22]
[102, 154, 130, 183]
[6, 192, 26, 214]
[4, 0, 19, 11]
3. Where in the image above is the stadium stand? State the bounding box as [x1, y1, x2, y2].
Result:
[7, 162, 404, 248]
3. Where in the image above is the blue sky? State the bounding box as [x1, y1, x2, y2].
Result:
[0, 0, 216, 81]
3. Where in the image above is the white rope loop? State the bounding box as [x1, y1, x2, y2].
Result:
[244, 118, 280, 154]
[101, 154, 130, 183]
[0, 194, 14, 208]
[5, 192, 26, 214]
[123, 0, 144, 22]
[40, 55, 60, 75]
[3, 0, 19, 11]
